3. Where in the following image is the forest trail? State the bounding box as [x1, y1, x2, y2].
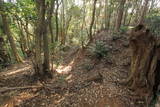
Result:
[0, 31, 147, 107]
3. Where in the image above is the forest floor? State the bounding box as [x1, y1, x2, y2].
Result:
[0, 31, 157, 107]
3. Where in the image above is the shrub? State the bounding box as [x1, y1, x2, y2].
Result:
[88, 41, 109, 59]
[145, 9, 160, 36]
[120, 26, 128, 34]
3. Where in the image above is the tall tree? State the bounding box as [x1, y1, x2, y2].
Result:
[0, 0, 23, 62]
[139, 0, 150, 24]
[55, 0, 60, 42]
[48, 0, 55, 43]
[115, 0, 126, 32]
[34, 0, 55, 77]
[89, 0, 98, 41]
[104, 0, 108, 29]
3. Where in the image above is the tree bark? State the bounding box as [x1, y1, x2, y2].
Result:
[34, 0, 44, 75]
[1, 14, 23, 63]
[34, 0, 55, 78]
[89, 0, 97, 41]
[124, 25, 160, 105]
[48, 0, 55, 43]
[138, 0, 149, 24]
[14, 17, 28, 56]
[115, 0, 126, 32]
[104, 0, 108, 29]
[127, 1, 137, 26]
[122, 1, 129, 26]
[55, 0, 60, 42]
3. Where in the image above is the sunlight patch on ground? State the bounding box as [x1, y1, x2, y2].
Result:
[55, 59, 75, 74]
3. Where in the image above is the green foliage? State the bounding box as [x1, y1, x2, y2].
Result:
[50, 42, 70, 53]
[68, 5, 81, 18]
[88, 41, 109, 59]
[146, 9, 160, 36]
[119, 26, 128, 34]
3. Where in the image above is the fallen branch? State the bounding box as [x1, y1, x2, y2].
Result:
[0, 85, 43, 93]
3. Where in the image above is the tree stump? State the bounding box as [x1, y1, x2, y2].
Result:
[125, 25, 160, 104]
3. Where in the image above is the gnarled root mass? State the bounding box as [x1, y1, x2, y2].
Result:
[123, 25, 160, 105]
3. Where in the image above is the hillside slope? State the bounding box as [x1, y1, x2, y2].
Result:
[0, 31, 148, 107]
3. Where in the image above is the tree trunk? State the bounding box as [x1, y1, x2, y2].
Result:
[106, 3, 113, 31]
[127, 1, 137, 26]
[49, 20, 54, 43]
[133, 0, 143, 25]
[34, 0, 44, 75]
[34, 0, 54, 78]
[104, 0, 108, 29]
[15, 17, 28, 56]
[89, 0, 97, 41]
[0, 36, 10, 67]
[1, 14, 23, 63]
[48, 0, 55, 43]
[115, 0, 126, 32]
[124, 25, 160, 105]
[95, 1, 102, 31]
[122, 2, 129, 26]
[60, 0, 66, 45]
[138, 0, 149, 24]
[43, 22, 50, 73]
[55, 0, 60, 42]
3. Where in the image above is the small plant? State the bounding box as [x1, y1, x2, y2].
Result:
[88, 41, 109, 59]
[120, 26, 128, 34]
[146, 15, 160, 36]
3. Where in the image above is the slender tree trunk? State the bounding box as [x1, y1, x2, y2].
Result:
[104, 0, 108, 29]
[89, 0, 98, 41]
[34, 0, 45, 75]
[49, 21, 54, 43]
[80, 0, 87, 48]
[61, 0, 66, 45]
[15, 17, 28, 56]
[1, 14, 23, 63]
[55, 0, 59, 42]
[23, 19, 33, 49]
[48, 0, 55, 43]
[133, 0, 142, 25]
[106, 3, 113, 31]
[115, 0, 126, 32]
[122, 2, 129, 26]
[95, 1, 102, 31]
[34, 0, 55, 77]
[127, 2, 137, 26]
[138, 0, 149, 24]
